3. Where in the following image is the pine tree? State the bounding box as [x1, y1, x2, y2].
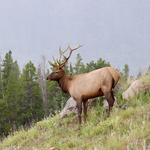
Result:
[20, 61, 43, 125]
[96, 58, 110, 69]
[123, 64, 129, 80]
[147, 66, 150, 74]
[0, 55, 3, 99]
[4, 61, 20, 127]
[0, 52, 21, 136]
[74, 53, 85, 74]
[85, 58, 110, 72]
[69, 63, 74, 74]
[2, 51, 13, 96]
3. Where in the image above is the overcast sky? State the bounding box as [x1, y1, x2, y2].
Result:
[0, 0, 150, 75]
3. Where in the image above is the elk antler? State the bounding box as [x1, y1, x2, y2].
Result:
[49, 45, 82, 69]
[48, 56, 59, 68]
[59, 45, 82, 68]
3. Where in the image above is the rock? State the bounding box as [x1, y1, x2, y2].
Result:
[122, 80, 150, 100]
[120, 104, 128, 110]
[60, 97, 77, 118]
[60, 97, 118, 118]
[103, 99, 109, 109]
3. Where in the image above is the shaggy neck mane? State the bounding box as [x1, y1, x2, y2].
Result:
[58, 75, 72, 93]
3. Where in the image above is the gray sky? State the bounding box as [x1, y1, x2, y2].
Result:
[0, 0, 150, 75]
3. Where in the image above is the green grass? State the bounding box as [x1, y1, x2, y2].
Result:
[0, 94, 150, 150]
[140, 73, 150, 84]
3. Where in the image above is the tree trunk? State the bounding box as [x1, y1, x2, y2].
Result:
[38, 56, 49, 116]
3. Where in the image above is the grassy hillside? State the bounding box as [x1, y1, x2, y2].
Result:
[0, 92, 150, 150]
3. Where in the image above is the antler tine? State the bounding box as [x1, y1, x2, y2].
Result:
[58, 46, 68, 63]
[52, 56, 57, 64]
[49, 56, 59, 68]
[66, 44, 82, 60]
[60, 45, 82, 68]
[68, 44, 82, 51]
[49, 45, 82, 69]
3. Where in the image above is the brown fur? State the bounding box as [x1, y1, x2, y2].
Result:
[47, 66, 120, 124]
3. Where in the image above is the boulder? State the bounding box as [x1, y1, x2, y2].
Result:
[122, 80, 150, 100]
[60, 97, 117, 118]
[60, 97, 77, 118]
[59, 97, 95, 118]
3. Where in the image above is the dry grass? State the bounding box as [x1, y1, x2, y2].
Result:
[0, 92, 150, 150]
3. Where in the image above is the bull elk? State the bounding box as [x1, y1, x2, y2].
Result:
[47, 45, 120, 124]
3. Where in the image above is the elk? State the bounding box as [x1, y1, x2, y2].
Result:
[47, 45, 120, 124]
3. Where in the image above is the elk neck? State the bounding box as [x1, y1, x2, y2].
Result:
[58, 75, 72, 93]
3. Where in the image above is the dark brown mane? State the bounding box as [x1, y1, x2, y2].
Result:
[58, 75, 72, 93]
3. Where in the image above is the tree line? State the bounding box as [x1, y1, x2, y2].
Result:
[0, 51, 112, 137]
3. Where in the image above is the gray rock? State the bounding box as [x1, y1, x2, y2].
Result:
[60, 97, 118, 118]
[60, 97, 77, 118]
[122, 80, 150, 100]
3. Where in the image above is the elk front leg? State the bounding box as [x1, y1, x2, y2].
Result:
[83, 100, 88, 123]
[77, 101, 82, 124]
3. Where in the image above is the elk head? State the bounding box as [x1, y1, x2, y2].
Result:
[47, 45, 82, 81]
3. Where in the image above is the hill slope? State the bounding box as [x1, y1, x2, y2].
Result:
[0, 94, 150, 150]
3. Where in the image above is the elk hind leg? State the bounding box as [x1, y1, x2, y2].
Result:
[77, 101, 82, 125]
[104, 91, 115, 116]
[83, 100, 88, 123]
